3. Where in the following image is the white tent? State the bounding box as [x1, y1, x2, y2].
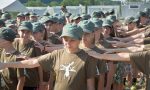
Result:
[0, 0, 28, 12]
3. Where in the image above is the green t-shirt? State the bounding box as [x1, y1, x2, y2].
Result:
[143, 44, 150, 51]
[13, 38, 42, 87]
[48, 31, 62, 44]
[130, 51, 150, 90]
[38, 49, 97, 90]
[144, 28, 150, 38]
[0, 49, 24, 90]
[91, 46, 107, 74]
[144, 37, 150, 45]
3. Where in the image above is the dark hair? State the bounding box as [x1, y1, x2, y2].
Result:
[43, 27, 48, 41]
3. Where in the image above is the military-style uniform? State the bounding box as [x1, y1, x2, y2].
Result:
[48, 31, 62, 44]
[130, 51, 150, 90]
[0, 49, 24, 90]
[38, 49, 97, 90]
[13, 39, 42, 88]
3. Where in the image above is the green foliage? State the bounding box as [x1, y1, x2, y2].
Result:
[25, 0, 46, 7]
[23, 0, 142, 7]
[49, 1, 60, 6]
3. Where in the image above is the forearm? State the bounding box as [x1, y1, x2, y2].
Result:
[125, 28, 145, 36]
[88, 51, 130, 62]
[127, 38, 144, 44]
[45, 46, 63, 52]
[5, 58, 40, 69]
[87, 78, 95, 90]
[123, 33, 143, 42]
[17, 76, 25, 90]
[38, 66, 43, 82]
[100, 53, 130, 61]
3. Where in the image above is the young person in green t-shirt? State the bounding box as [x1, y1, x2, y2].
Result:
[0, 27, 25, 90]
[79, 20, 107, 90]
[0, 23, 97, 90]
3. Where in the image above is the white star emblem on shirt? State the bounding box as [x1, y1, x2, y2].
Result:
[60, 61, 76, 79]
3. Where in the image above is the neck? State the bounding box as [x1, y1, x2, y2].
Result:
[20, 38, 30, 44]
[82, 42, 94, 48]
[4, 44, 16, 53]
[66, 48, 80, 54]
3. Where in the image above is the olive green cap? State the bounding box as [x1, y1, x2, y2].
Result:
[24, 12, 30, 16]
[81, 14, 91, 20]
[65, 13, 72, 17]
[106, 15, 117, 23]
[58, 16, 66, 24]
[30, 12, 37, 17]
[70, 14, 81, 20]
[79, 20, 95, 33]
[60, 24, 83, 40]
[124, 16, 137, 25]
[102, 19, 112, 27]
[32, 22, 45, 33]
[18, 21, 33, 32]
[92, 11, 99, 18]
[0, 27, 16, 42]
[39, 16, 52, 23]
[1, 13, 11, 20]
[17, 13, 25, 17]
[51, 16, 59, 23]
[5, 20, 16, 27]
[0, 19, 5, 27]
[91, 18, 103, 28]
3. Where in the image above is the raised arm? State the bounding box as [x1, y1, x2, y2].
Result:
[104, 45, 144, 53]
[87, 50, 130, 62]
[0, 58, 40, 70]
[114, 33, 144, 42]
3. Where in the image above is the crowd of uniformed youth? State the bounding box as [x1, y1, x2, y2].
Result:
[0, 5, 150, 90]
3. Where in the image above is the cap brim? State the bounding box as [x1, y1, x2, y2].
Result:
[60, 33, 80, 40]
[18, 26, 32, 31]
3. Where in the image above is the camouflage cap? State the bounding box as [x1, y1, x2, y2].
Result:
[60, 23, 83, 40]
[32, 22, 45, 33]
[18, 21, 33, 32]
[79, 20, 95, 33]
[91, 18, 103, 28]
[0, 27, 16, 42]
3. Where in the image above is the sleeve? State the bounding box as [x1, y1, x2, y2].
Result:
[97, 60, 107, 73]
[143, 44, 150, 51]
[86, 56, 97, 79]
[144, 29, 150, 38]
[129, 51, 150, 75]
[16, 58, 25, 77]
[37, 51, 57, 72]
[143, 37, 150, 45]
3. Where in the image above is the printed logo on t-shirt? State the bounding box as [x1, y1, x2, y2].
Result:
[60, 61, 76, 79]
